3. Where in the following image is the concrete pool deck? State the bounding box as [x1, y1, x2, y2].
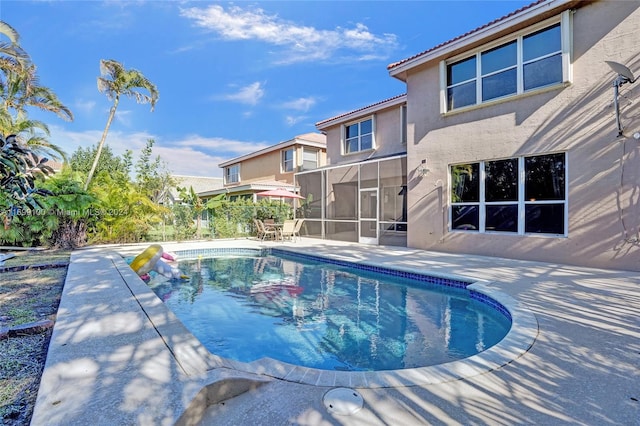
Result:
[31, 239, 640, 425]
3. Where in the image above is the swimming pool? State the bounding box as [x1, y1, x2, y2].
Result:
[149, 248, 511, 372]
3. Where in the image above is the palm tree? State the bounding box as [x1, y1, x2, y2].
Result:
[85, 59, 159, 190]
[0, 20, 29, 75]
[1, 63, 73, 122]
[0, 115, 67, 160]
[1, 21, 72, 160]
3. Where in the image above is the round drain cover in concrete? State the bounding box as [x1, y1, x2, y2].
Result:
[323, 387, 364, 416]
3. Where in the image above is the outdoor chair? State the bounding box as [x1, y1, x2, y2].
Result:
[255, 219, 277, 240]
[279, 219, 296, 241]
[292, 218, 304, 242]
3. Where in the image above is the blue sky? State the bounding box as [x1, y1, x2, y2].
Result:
[2, 0, 531, 177]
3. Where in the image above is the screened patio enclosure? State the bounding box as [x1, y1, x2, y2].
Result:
[295, 155, 407, 246]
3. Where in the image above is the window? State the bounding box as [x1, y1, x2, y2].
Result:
[401, 105, 408, 144]
[445, 18, 567, 111]
[451, 153, 566, 235]
[225, 164, 240, 184]
[302, 148, 318, 171]
[344, 118, 374, 154]
[282, 148, 295, 173]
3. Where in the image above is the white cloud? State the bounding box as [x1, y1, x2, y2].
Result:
[180, 5, 398, 64]
[221, 82, 265, 105]
[74, 99, 96, 114]
[281, 97, 317, 112]
[285, 115, 307, 127]
[174, 135, 270, 155]
[114, 109, 133, 126]
[48, 125, 150, 158]
[47, 126, 271, 177]
[151, 146, 225, 177]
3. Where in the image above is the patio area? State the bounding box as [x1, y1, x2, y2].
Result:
[31, 238, 640, 425]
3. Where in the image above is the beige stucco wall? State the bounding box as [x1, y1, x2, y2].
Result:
[228, 150, 286, 185]
[226, 143, 327, 186]
[406, 1, 640, 271]
[324, 103, 407, 166]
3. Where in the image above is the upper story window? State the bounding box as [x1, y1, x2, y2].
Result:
[302, 147, 319, 171]
[282, 148, 295, 173]
[444, 13, 569, 112]
[225, 164, 240, 184]
[344, 117, 374, 154]
[450, 152, 566, 236]
[400, 105, 407, 144]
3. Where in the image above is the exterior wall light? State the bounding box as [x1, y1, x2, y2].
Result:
[416, 158, 429, 177]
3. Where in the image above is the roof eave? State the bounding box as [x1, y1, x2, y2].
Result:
[316, 94, 407, 130]
[218, 135, 326, 168]
[388, 0, 575, 78]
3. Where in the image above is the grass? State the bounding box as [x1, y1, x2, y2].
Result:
[0, 251, 69, 425]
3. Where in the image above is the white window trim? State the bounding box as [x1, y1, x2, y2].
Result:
[341, 115, 376, 156]
[281, 147, 296, 173]
[449, 152, 568, 237]
[400, 105, 407, 145]
[440, 11, 572, 114]
[302, 147, 319, 171]
[225, 163, 241, 185]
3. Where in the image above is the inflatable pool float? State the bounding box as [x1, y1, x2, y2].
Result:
[130, 244, 188, 280]
[130, 244, 163, 276]
[154, 258, 189, 279]
[162, 251, 177, 261]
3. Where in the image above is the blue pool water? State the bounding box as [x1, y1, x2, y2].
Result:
[149, 250, 511, 371]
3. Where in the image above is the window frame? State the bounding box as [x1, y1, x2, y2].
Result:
[301, 147, 319, 171]
[441, 11, 572, 113]
[281, 147, 295, 173]
[449, 152, 568, 237]
[342, 116, 375, 155]
[400, 104, 408, 145]
[224, 164, 240, 185]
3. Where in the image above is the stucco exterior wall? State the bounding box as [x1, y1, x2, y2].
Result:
[406, 1, 640, 270]
[227, 150, 284, 185]
[324, 103, 407, 166]
[225, 143, 326, 187]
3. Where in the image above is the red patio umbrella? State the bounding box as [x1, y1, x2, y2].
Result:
[256, 188, 305, 199]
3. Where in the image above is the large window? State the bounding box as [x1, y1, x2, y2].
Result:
[282, 148, 295, 173]
[445, 17, 567, 111]
[451, 153, 566, 235]
[225, 164, 240, 184]
[302, 148, 318, 171]
[344, 118, 374, 154]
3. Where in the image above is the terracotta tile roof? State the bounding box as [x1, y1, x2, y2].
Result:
[387, 0, 547, 71]
[315, 93, 407, 128]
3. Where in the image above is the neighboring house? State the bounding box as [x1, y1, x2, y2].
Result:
[201, 132, 326, 201]
[309, 0, 640, 271]
[166, 175, 224, 204]
[299, 94, 408, 246]
[43, 159, 64, 174]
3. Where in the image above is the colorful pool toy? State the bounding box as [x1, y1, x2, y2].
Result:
[130, 244, 164, 276]
[130, 244, 188, 280]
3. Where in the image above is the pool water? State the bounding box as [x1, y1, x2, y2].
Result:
[149, 252, 511, 371]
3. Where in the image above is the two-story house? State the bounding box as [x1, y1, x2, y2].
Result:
[199, 132, 326, 201]
[298, 94, 408, 246]
[309, 0, 639, 271]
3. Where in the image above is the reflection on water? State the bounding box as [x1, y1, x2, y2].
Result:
[149, 254, 511, 371]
